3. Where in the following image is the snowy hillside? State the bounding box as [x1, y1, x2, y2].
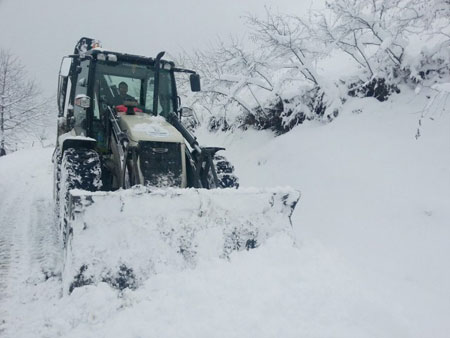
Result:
[0, 86, 449, 337]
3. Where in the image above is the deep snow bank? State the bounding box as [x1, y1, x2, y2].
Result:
[198, 87, 450, 337]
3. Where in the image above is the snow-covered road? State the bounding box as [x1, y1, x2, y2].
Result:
[0, 148, 60, 336]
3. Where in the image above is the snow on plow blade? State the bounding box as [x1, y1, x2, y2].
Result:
[63, 187, 300, 293]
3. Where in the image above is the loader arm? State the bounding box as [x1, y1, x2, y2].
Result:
[167, 111, 224, 188]
[107, 106, 129, 188]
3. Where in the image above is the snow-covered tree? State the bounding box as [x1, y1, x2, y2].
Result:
[178, 0, 449, 134]
[315, 0, 422, 79]
[0, 50, 51, 155]
[246, 10, 324, 87]
[246, 9, 342, 128]
[176, 38, 273, 131]
[178, 10, 341, 134]
[314, 0, 450, 99]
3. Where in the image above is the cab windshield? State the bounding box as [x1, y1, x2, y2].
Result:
[93, 61, 175, 118]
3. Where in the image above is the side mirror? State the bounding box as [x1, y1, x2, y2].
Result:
[180, 106, 194, 118]
[57, 75, 68, 116]
[74, 94, 91, 108]
[189, 73, 201, 92]
[59, 56, 73, 77]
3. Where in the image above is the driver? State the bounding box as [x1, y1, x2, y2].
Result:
[113, 81, 136, 106]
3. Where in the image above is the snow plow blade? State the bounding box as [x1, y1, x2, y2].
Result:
[62, 187, 300, 294]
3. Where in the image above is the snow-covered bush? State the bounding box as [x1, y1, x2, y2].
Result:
[239, 86, 338, 135]
[244, 11, 340, 132]
[348, 78, 400, 101]
[178, 10, 340, 134]
[178, 0, 449, 135]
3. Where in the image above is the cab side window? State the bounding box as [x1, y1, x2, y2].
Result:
[73, 60, 90, 135]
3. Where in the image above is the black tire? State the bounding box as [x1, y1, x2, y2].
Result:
[213, 154, 239, 188]
[53, 152, 62, 220]
[58, 148, 102, 245]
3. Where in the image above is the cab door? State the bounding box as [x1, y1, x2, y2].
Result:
[73, 59, 92, 136]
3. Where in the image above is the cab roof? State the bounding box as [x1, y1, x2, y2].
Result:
[73, 37, 175, 68]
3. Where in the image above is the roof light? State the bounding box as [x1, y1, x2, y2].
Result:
[163, 63, 172, 70]
[107, 54, 118, 62]
[91, 40, 102, 49]
[97, 53, 106, 61]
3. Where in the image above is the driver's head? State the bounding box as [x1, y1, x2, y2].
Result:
[118, 82, 128, 96]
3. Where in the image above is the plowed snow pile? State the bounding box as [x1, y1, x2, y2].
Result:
[0, 88, 449, 338]
[63, 187, 299, 294]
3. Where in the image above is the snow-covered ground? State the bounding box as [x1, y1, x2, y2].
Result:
[0, 87, 449, 337]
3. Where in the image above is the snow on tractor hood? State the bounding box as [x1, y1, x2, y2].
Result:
[119, 114, 184, 144]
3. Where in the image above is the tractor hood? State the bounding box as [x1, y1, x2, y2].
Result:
[119, 114, 184, 144]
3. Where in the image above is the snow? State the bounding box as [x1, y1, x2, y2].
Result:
[1, 87, 450, 337]
[379, 36, 394, 51]
[63, 187, 298, 294]
[58, 132, 96, 146]
[133, 122, 171, 137]
[432, 82, 450, 93]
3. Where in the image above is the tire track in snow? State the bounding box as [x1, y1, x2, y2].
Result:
[0, 192, 21, 296]
[0, 189, 26, 334]
[0, 149, 60, 336]
[28, 197, 61, 280]
[0, 224, 12, 298]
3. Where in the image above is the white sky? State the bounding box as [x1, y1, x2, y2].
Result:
[0, 0, 317, 97]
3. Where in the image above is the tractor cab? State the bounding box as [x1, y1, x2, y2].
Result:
[56, 37, 200, 143]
